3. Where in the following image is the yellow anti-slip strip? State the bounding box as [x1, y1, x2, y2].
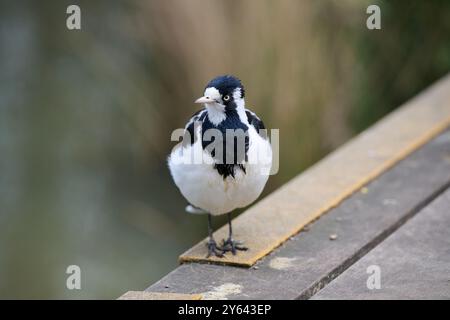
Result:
[179, 74, 450, 267]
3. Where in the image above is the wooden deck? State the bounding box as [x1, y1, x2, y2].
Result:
[313, 186, 450, 300]
[119, 74, 450, 300]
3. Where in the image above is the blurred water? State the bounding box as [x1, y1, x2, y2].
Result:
[0, 1, 199, 299]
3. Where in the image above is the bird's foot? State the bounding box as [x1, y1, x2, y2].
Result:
[206, 239, 224, 258]
[220, 238, 248, 255]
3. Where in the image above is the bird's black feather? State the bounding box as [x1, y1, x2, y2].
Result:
[183, 109, 207, 147]
[246, 110, 268, 139]
[206, 75, 245, 98]
[202, 109, 249, 179]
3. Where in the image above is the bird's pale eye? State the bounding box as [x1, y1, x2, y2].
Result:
[223, 95, 230, 101]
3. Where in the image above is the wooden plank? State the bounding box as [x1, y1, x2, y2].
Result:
[312, 188, 450, 300]
[180, 74, 450, 267]
[148, 130, 450, 299]
[117, 291, 202, 300]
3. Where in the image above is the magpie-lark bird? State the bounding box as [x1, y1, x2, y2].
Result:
[168, 75, 272, 257]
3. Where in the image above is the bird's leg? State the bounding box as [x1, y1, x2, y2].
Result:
[206, 213, 223, 258]
[220, 212, 248, 255]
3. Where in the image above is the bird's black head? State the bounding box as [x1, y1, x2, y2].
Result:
[206, 75, 245, 100]
[195, 75, 245, 111]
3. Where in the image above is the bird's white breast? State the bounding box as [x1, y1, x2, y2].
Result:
[168, 120, 272, 215]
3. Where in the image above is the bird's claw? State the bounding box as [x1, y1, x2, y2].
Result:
[206, 239, 224, 258]
[220, 238, 248, 255]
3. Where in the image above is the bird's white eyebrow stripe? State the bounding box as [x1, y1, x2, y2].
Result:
[204, 87, 221, 100]
[233, 88, 242, 100]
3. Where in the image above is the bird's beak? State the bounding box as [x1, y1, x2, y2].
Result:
[195, 96, 215, 104]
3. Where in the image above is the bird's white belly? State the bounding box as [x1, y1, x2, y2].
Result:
[168, 130, 272, 215]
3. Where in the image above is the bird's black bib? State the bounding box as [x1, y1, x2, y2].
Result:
[201, 109, 249, 179]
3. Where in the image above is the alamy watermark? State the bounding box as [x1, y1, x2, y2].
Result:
[366, 5, 381, 30]
[66, 5, 81, 30]
[366, 265, 381, 290]
[66, 265, 81, 290]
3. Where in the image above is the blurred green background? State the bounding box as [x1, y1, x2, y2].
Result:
[0, 0, 449, 299]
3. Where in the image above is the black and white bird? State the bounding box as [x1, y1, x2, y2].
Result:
[168, 75, 272, 257]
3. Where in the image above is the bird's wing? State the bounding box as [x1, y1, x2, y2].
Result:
[245, 109, 268, 139]
[183, 109, 207, 147]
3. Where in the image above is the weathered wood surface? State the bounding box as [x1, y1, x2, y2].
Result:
[180, 74, 450, 267]
[312, 187, 450, 300]
[117, 291, 202, 300]
[145, 130, 450, 299]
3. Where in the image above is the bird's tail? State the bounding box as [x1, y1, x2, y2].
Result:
[185, 204, 208, 215]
